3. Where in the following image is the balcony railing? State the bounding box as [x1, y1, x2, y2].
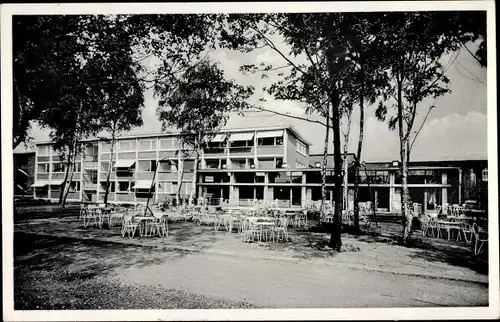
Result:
[204, 147, 227, 157]
[228, 146, 254, 156]
[84, 162, 99, 169]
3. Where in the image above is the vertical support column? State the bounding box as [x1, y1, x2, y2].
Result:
[33, 147, 38, 199]
[389, 171, 395, 212]
[374, 189, 378, 211]
[226, 135, 231, 170]
[155, 137, 160, 203]
[301, 173, 306, 207]
[114, 142, 117, 203]
[134, 138, 138, 204]
[254, 130, 258, 168]
[97, 141, 101, 202]
[229, 172, 235, 204]
[263, 172, 269, 202]
[458, 168, 462, 205]
[441, 171, 448, 206]
[424, 190, 428, 213]
[283, 129, 288, 164]
[48, 146, 52, 201]
[178, 145, 182, 200]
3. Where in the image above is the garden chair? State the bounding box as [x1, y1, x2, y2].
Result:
[83, 205, 99, 228]
[240, 219, 259, 243]
[420, 214, 432, 236]
[109, 207, 126, 228]
[121, 214, 139, 239]
[458, 222, 474, 244]
[295, 210, 308, 228]
[473, 224, 488, 255]
[273, 217, 289, 242]
[426, 217, 441, 238]
[151, 212, 168, 238]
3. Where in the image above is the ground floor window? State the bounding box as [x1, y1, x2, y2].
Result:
[239, 186, 254, 200]
[311, 187, 322, 201]
[274, 186, 290, 200]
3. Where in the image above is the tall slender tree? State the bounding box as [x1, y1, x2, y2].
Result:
[222, 13, 361, 249]
[155, 60, 253, 205]
[374, 12, 486, 244]
[13, 15, 84, 149]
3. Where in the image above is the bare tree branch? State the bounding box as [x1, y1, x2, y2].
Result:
[245, 105, 329, 127]
[409, 104, 435, 153]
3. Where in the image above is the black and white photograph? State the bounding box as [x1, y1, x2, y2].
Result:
[2, 1, 498, 321]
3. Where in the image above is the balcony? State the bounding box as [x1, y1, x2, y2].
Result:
[84, 162, 99, 169]
[83, 183, 98, 190]
[228, 146, 254, 157]
[256, 145, 284, 156]
[228, 163, 251, 170]
[203, 147, 227, 158]
[84, 155, 98, 162]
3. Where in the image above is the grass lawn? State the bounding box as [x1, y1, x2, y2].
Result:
[14, 268, 257, 310]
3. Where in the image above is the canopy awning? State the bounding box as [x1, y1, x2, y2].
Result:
[210, 134, 227, 143]
[132, 180, 154, 189]
[31, 181, 48, 188]
[113, 159, 136, 168]
[229, 132, 254, 141]
[256, 130, 284, 138]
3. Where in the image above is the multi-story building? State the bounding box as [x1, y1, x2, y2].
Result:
[27, 125, 489, 212]
[14, 151, 35, 198]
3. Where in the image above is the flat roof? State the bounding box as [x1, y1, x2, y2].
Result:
[31, 125, 313, 147]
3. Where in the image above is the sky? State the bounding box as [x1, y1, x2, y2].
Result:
[13, 25, 488, 163]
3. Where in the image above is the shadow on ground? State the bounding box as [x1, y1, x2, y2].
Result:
[14, 232, 187, 280]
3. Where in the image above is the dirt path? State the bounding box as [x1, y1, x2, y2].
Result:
[113, 251, 488, 308]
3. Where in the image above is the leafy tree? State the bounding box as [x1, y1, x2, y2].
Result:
[39, 57, 104, 207]
[374, 11, 486, 244]
[339, 13, 390, 234]
[91, 17, 145, 206]
[222, 13, 362, 250]
[155, 60, 254, 204]
[13, 15, 84, 149]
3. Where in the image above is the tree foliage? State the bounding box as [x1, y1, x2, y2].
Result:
[13, 15, 85, 149]
[156, 59, 254, 203]
[373, 11, 486, 244]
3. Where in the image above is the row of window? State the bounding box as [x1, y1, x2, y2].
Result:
[37, 163, 82, 173]
[98, 181, 193, 194]
[296, 140, 307, 155]
[206, 137, 284, 150]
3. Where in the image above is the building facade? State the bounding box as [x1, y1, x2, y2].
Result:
[14, 151, 36, 198]
[27, 125, 488, 212]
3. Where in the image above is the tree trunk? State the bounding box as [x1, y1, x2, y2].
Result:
[319, 105, 330, 222]
[353, 87, 365, 235]
[176, 157, 185, 205]
[61, 161, 75, 208]
[188, 141, 201, 205]
[342, 110, 352, 215]
[397, 71, 412, 245]
[400, 141, 412, 244]
[103, 133, 116, 206]
[61, 141, 78, 208]
[329, 97, 343, 251]
[58, 155, 71, 205]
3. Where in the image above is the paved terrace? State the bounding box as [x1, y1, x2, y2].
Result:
[14, 206, 488, 284]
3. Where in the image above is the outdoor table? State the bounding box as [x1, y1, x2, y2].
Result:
[447, 216, 475, 222]
[134, 216, 158, 237]
[97, 207, 113, 228]
[437, 220, 462, 240]
[254, 221, 276, 242]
